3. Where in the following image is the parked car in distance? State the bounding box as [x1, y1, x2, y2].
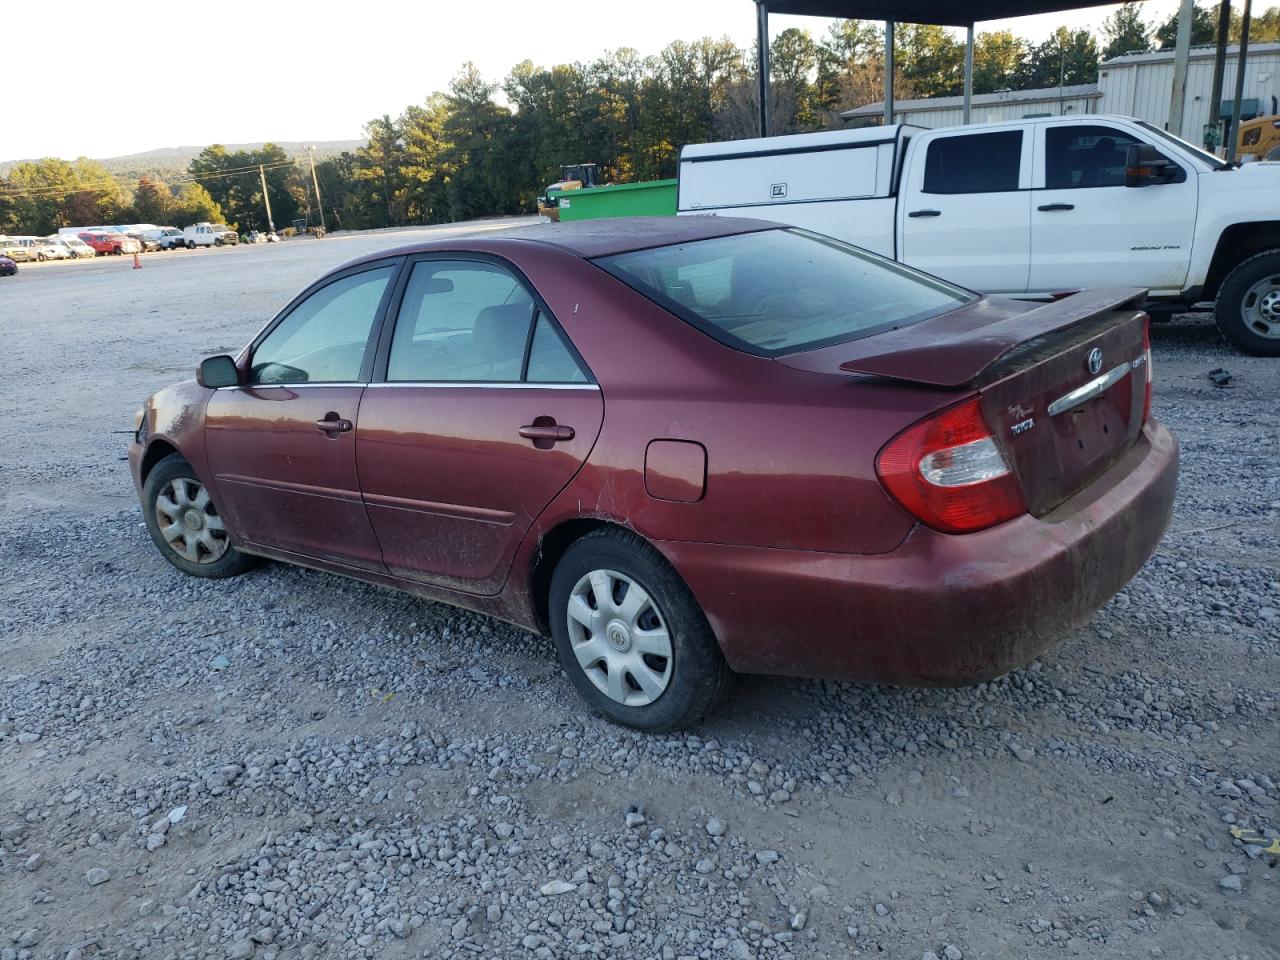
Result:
[129, 218, 1179, 731]
[0, 237, 46, 262]
[212, 225, 238, 246]
[182, 223, 219, 248]
[143, 227, 186, 251]
[79, 231, 141, 255]
[680, 114, 1280, 355]
[35, 237, 71, 260]
[129, 232, 160, 252]
[51, 235, 96, 259]
[0, 254, 16, 277]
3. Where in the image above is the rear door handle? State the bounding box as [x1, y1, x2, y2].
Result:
[519, 424, 575, 442]
[908, 209, 941, 218]
[314, 413, 353, 435]
[1037, 203, 1075, 211]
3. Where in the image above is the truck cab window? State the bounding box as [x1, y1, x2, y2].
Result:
[1045, 125, 1141, 189]
[922, 131, 1022, 194]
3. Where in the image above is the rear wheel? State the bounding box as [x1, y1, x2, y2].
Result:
[1215, 250, 1280, 356]
[549, 528, 731, 731]
[142, 454, 260, 579]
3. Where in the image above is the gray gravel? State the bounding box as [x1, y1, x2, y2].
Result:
[1, 229, 1277, 959]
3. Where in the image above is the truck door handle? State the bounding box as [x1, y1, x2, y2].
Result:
[908, 209, 941, 218]
[314, 412, 353, 435]
[1037, 203, 1075, 211]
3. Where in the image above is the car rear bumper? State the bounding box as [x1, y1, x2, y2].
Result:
[658, 421, 1178, 685]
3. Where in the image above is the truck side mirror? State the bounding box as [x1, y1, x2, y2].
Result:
[197, 354, 240, 389]
[1125, 143, 1177, 187]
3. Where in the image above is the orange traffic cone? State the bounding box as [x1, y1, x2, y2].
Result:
[133, 251, 141, 270]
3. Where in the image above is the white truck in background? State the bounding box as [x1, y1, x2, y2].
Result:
[678, 115, 1280, 356]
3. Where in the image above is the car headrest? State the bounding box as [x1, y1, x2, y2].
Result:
[472, 303, 532, 363]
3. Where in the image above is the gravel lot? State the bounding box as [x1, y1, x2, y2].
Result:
[1, 224, 1276, 960]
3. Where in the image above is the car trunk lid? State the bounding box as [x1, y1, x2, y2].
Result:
[780, 288, 1151, 517]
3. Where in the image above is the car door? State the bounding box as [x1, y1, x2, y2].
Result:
[899, 127, 1032, 293]
[204, 261, 399, 571]
[1028, 121, 1198, 296]
[356, 256, 604, 596]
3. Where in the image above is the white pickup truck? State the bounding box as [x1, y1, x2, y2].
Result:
[678, 114, 1280, 356]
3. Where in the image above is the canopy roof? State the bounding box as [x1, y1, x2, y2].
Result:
[762, 0, 1129, 28]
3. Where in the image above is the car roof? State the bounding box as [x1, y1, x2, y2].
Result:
[343, 215, 783, 270]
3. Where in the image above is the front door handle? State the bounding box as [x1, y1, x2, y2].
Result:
[908, 209, 941, 218]
[314, 412, 353, 435]
[1037, 203, 1075, 211]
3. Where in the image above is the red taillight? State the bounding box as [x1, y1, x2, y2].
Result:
[876, 398, 1026, 534]
[1141, 316, 1153, 424]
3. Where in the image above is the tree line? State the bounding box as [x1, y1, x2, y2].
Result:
[3, 3, 1278, 236]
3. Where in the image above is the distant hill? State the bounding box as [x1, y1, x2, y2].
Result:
[0, 140, 364, 177]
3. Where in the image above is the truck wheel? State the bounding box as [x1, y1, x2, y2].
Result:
[1215, 250, 1280, 356]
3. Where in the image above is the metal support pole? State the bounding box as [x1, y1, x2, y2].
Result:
[258, 165, 274, 233]
[884, 21, 895, 126]
[308, 147, 327, 234]
[1228, 0, 1253, 161]
[1208, 0, 1232, 149]
[963, 24, 975, 124]
[756, 1, 770, 138]
[1168, 0, 1196, 134]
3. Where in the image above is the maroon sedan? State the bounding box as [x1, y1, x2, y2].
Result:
[129, 218, 1178, 730]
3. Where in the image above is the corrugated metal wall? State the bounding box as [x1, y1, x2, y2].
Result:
[896, 95, 1099, 129]
[1098, 46, 1280, 138]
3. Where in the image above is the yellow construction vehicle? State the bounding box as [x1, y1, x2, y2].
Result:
[1237, 115, 1280, 162]
[537, 164, 601, 221]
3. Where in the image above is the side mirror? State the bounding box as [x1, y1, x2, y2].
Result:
[197, 354, 240, 388]
[1125, 143, 1177, 187]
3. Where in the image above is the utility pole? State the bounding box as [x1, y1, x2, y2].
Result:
[1168, 0, 1196, 135]
[1228, 0, 1254, 162]
[308, 146, 327, 235]
[1208, 0, 1233, 150]
[258, 164, 274, 233]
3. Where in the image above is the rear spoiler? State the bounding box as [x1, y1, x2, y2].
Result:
[838, 288, 1148, 388]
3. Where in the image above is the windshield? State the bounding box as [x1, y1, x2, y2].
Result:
[1136, 120, 1229, 169]
[595, 228, 974, 357]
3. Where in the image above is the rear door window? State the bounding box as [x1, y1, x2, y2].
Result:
[387, 260, 536, 382]
[923, 131, 1023, 194]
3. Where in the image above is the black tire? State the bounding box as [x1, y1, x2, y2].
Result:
[548, 528, 732, 731]
[141, 453, 260, 579]
[1214, 249, 1280, 356]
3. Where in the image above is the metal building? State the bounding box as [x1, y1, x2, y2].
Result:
[1097, 42, 1280, 142]
[842, 42, 1280, 138]
[841, 83, 1102, 127]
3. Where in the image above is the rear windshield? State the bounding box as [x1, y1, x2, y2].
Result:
[595, 228, 973, 357]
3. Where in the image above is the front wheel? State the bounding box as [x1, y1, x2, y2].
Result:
[1215, 250, 1280, 356]
[548, 528, 731, 731]
[142, 453, 260, 579]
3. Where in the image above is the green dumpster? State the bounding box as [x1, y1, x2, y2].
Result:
[550, 179, 677, 222]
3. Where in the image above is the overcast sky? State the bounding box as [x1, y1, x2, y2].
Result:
[5, 0, 1183, 160]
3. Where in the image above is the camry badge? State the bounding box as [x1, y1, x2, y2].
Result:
[1087, 347, 1103, 376]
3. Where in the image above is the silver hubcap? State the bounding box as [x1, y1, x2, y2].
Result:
[566, 569, 673, 707]
[1240, 276, 1280, 339]
[155, 478, 228, 564]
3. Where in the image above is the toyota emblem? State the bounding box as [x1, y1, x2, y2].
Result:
[1086, 347, 1103, 376]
